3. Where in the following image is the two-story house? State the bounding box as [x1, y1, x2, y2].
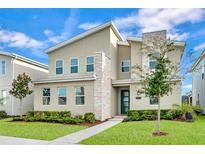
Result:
[0, 51, 48, 115]
[192, 49, 205, 113]
[33, 21, 185, 121]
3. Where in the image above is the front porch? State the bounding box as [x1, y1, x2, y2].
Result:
[113, 86, 130, 116]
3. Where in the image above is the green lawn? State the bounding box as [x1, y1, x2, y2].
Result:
[0, 118, 87, 141]
[81, 116, 205, 145]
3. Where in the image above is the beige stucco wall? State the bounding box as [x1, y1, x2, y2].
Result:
[34, 81, 94, 116]
[130, 82, 181, 110]
[0, 55, 48, 115]
[117, 45, 131, 80]
[48, 28, 110, 78]
[0, 55, 13, 113]
[110, 28, 120, 116]
[11, 59, 48, 115]
[0, 55, 13, 87]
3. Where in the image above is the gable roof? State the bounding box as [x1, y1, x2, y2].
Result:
[45, 21, 123, 54]
[0, 51, 48, 70]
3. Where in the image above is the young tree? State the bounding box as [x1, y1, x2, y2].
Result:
[9, 73, 33, 117]
[133, 37, 180, 135]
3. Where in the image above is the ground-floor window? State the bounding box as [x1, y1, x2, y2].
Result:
[58, 87, 67, 105]
[75, 87, 85, 105]
[43, 88, 50, 105]
[149, 96, 158, 105]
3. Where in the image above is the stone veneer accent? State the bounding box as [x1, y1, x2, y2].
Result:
[141, 30, 167, 70]
[94, 52, 111, 121]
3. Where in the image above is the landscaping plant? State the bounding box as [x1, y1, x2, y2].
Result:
[133, 35, 180, 136]
[9, 73, 33, 117]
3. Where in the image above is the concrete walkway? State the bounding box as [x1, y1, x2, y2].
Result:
[0, 118, 123, 145]
[49, 118, 123, 145]
[0, 136, 49, 145]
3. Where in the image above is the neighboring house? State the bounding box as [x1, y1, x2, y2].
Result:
[33, 21, 185, 121]
[192, 49, 205, 113]
[0, 51, 48, 115]
[182, 91, 192, 105]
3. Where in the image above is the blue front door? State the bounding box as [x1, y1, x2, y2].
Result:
[121, 90, 130, 114]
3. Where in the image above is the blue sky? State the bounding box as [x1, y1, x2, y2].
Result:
[0, 8, 205, 95]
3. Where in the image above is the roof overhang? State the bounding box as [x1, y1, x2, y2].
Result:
[45, 21, 123, 54]
[33, 76, 96, 84]
[0, 51, 48, 70]
[191, 49, 205, 71]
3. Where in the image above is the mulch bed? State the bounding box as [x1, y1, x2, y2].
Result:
[11, 118, 107, 127]
[152, 131, 168, 136]
[79, 120, 108, 127]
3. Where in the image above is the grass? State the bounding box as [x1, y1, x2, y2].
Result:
[81, 116, 205, 145]
[0, 118, 87, 141]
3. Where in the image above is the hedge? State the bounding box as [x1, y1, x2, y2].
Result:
[124, 109, 183, 122]
[0, 111, 8, 119]
[13, 111, 96, 124]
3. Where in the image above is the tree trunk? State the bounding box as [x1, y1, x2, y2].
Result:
[156, 96, 160, 133]
[20, 99, 23, 118]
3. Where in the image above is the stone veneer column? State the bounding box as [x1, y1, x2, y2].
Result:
[94, 52, 111, 121]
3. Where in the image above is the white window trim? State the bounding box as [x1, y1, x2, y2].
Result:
[121, 60, 130, 73]
[75, 86, 85, 106]
[1, 60, 6, 76]
[149, 59, 157, 71]
[57, 87, 67, 105]
[55, 59, 64, 75]
[70, 57, 79, 74]
[42, 88, 51, 106]
[86, 56, 94, 73]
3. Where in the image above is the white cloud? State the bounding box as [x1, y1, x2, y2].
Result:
[114, 9, 204, 32]
[167, 32, 189, 41]
[194, 42, 205, 51]
[120, 31, 136, 39]
[183, 84, 192, 91]
[113, 9, 205, 40]
[0, 29, 45, 49]
[78, 22, 101, 30]
[44, 9, 79, 44]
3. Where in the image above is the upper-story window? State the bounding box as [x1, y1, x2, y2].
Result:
[86, 56, 94, 72]
[1, 60, 6, 75]
[202, 66, 204, 79]
[71, 58, 78, 73]
[149, 52, 160, 70]
[56, 60, 63, 75]
[121, 60, 130, 72]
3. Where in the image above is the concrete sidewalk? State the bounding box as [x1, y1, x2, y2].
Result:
[0, 136, 49, 145]
[0, 118, 123, 145]
[49, 118, 123, 145]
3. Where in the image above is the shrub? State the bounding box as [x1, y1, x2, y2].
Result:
[59, 111, 71, 118]
[127, 110, 141, 121]
[142, 110, 157, 120]
[167, 109, 183, 119]
[13, 116, 25, 121]
[126, 109, 182, 122]
[0, 111, 8, 119]
[192, 105, 202, 114]
[84, 112, 95, 123]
